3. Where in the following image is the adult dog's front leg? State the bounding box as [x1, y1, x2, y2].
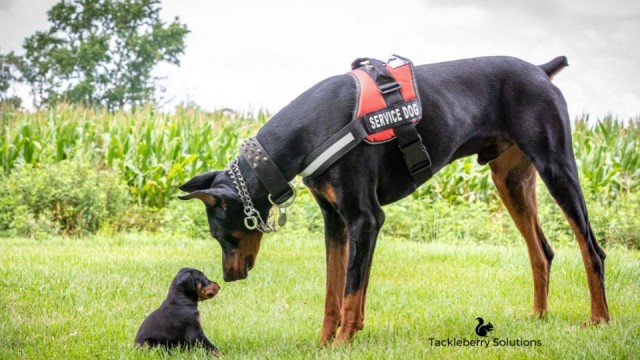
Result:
[334, 209, 385, 345]
[314, 191, 349, 346]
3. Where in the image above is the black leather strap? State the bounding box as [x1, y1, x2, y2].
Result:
[241, 137, 293, 205]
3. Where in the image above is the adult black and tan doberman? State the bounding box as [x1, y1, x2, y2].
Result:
[178, 55, 609, 345]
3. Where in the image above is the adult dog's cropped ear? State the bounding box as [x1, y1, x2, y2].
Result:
[179, 171, 218, 193]
[178, 189, 218, 207]
[179, 171, 221, 207]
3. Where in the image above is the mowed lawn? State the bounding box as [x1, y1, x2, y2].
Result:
[1, 229, 639, 359]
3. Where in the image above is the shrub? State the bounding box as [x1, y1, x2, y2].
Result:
[0, 159, 129, 237]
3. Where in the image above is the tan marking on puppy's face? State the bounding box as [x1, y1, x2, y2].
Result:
[197, 281, 220, 301]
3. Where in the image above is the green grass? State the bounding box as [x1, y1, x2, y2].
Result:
[1, 229, 639, 359]
[1, 106, 639, 358]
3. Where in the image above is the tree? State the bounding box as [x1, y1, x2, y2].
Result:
[0, 49, 23, 109]
[21, 0, 189, 110]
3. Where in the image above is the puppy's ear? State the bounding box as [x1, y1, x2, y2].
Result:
[177, 271, 196, 293]
[178, 189, 218, 207]
[179, 171, 219, 193]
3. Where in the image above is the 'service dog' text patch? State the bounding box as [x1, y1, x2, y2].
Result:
[361, 99, 421, 134]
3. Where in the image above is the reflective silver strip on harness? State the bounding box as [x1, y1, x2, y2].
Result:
[299, 132, 355, 178]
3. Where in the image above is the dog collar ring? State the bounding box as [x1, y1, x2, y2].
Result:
[268, 183, 296, 208]
[244, 216, 258, 230]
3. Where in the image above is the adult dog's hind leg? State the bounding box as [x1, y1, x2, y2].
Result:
[490, 145, 554, 316]
[528, 150, 609, 323]
[509, 102, 609, 323]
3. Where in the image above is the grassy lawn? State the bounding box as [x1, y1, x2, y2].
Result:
[1, 229, 639, 359]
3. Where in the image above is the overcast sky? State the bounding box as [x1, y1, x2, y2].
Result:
[1, 0, 639, 119]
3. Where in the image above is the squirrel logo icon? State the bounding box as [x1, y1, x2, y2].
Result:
[475, 317, 494, 337]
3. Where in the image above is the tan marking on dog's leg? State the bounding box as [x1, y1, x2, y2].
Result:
[565, 217, 610, 324]
[320, 232, 348, 346]
[491, 146, 552, 316]
[311, 185, 349, 346]
[357, 265, 374, 331]
[334, 292, 364, 345]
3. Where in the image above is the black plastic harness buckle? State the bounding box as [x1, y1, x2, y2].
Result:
[398, 136, 432, 176]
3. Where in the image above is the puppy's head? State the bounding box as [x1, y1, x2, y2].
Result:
[174, 268, 220, 302]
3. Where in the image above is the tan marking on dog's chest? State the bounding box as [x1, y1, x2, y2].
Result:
[320, 183, 337, 204]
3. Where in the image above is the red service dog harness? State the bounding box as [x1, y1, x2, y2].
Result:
[299, 55, 432, 182]
[238, 55, 432, 232]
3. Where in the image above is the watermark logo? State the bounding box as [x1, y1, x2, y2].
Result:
[427, 316, 542, 348]
[474, 317, 494, 337]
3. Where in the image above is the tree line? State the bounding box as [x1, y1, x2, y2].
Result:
[1, 0, 188, 111]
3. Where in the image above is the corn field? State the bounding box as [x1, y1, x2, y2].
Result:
[422, 115, 640, 204]
[0, 106, 266, 207]
[1, 105, 638, 208]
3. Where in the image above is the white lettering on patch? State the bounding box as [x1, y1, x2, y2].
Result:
[363, 100, 421, 132]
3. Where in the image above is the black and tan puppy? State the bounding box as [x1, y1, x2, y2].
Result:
[135, 268, 220, 352]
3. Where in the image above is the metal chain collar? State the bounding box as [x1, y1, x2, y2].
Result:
[227, 159, 277, 233]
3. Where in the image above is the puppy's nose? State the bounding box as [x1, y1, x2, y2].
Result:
[204, 282, 220, 298]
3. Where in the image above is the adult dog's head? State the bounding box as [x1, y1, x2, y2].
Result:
[178, 170, 263, 282]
